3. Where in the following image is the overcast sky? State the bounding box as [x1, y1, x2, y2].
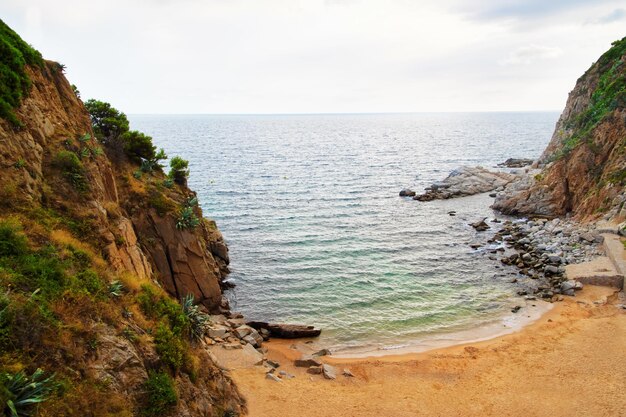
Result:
[1, 0, 625, 113]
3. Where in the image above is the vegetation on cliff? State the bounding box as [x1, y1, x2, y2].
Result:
[494, 36, 626, 220]
[0, 21, 243, 416]
[0, 19, 43, 127]
[557, 36, 626, 158]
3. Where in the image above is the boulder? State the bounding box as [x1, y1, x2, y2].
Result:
[307, 366, 323, 375]
[399, 189, 416, 197]
[498, 158, 534, 168]
[470, 218, 490, 232]
[312, 348, 332, 357]
[322, 364, 337, 380]
[208, 343, 264, 370]
[247, 321, 322, 339]
[294, 356, 323, 368]
[234, 325, 254, 339]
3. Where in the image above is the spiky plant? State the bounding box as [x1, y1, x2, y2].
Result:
[2, 369, 56, 417]
[108, 280, 124, 298]
[181, 294, 209, 341]
[175, 207, 199, 230]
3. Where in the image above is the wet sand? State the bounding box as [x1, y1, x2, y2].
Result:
[232, 286, 626, 417]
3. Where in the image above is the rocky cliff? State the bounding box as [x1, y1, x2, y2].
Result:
[0, 20, 245, 416]
[493, 37, 626, 223]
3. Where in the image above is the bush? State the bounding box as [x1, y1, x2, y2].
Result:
[168, 157, 189, 185]
[84, 99, 129, 142]
[137, 285, 189, 336]
[143, 371, 177, 416]
[53, 151, 87, 191]
[154, 324, 186, 371]
[0, 220, 28, 257]
[122, 131, 156, 163]
[147, 190, 175, 217]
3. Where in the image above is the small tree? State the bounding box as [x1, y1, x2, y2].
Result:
[168, 156, 189, 185]
[121, 130, 156, 163]
[84, 99, 129, 142]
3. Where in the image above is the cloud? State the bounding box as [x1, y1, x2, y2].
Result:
[591, 8, 626, 24]
[454, 0, 616, 21]
[499, 45, 563, 66]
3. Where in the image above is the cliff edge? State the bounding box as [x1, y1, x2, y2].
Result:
[493, 37, 626, 223]
[0, 19, 244, 416]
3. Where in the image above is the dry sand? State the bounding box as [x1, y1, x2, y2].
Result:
[232, 286, 626, 417]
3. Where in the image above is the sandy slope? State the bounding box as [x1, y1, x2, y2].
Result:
[232, 286, 626, 417]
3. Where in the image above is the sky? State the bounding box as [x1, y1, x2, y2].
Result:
[1, 0, 625, 114]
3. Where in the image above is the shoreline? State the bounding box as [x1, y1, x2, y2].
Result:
[297, 299, 553, 359]
[232, 285, 626, 417]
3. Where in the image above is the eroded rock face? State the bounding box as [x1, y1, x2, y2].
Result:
[131, 209, 226, 311]
[0, 63, 232, 313]
[493, 40, 626, 222]
[414, 166, 516, 201]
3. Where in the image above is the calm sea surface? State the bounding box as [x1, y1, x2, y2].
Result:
[131, 113, 559, 351]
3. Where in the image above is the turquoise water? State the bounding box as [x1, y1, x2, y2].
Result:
[131, 112, 559, 351]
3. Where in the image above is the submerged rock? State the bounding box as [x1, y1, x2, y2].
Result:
[470, 218, 490, 232]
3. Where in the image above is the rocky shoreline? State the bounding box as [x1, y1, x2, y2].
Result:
[479, 217, 604, 302]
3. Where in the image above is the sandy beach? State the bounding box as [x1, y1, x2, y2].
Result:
[232, 286, 626, 417]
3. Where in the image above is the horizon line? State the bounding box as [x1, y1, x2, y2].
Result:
[127, 110, 562, 116]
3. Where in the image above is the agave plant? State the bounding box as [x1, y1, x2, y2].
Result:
[184, 196, 198, 208]
[175, 207, 200, 230]
[181, 294, 209, 341]
[108, 280, 124, 298]
[2, 369, 56, 417]
[90, 147, 104, 157]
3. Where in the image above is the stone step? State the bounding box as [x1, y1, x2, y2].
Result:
[601, 233, 626, 290]
[565, 257, 623, 288]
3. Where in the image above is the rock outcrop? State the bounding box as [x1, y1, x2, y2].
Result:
[493, 37, 626, 222]
[0, 54, 231, 312]
[413, 166, 517, 201]
[0, 20, 244, 417]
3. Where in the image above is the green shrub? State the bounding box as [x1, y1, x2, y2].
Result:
[73, 269, 104, 297]
[162, 178, 174, 188]
[84, 99, 129, 142]
[147, 190, 175, 216]
[168, 157, 189, 185]
[154, 323, 186, 371]
[0, 221, 28, 257]
[137, 285, 189, 336]
[53, 151, 88, 191]
[122, 131, 157, 163]
[143, 370, 177, 416]
[0, 368, 57, 417]
[0, 19, 44, 126]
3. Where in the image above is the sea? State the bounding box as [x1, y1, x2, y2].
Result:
[131, 112, 560, 354]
